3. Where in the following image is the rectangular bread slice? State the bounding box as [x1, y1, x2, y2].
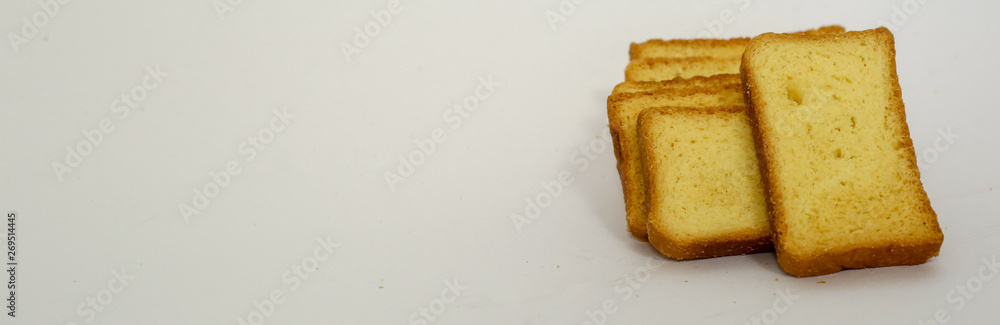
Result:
[607, 80, 745, 240]
[625, 56, 741, 82]
[612, 74, 740, 95]
[629, 25, 845, 60]
[629, 37, 749, 61]
[639, 106, 771, 259]
[741, 27, 943, 277]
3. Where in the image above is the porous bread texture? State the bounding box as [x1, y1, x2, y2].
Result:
[741, 27, 943, 277]
[607, 80, 745, 241]
[639, 106, 771, 259]
[612, 74, 740, 95]
[629, 25, 845, 60]
[625, 56, 741, 82]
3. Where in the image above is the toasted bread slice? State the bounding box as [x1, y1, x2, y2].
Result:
[608, 81, 744, 240]
[639, 106, 771, 259]
[624, 26, 846, 82]
[612, 74, 740, 95]
[629, 25, 845, 60]
[625, 56, 741, 82]
[741, 27, 943, 277]
[629, 38, 749, 61]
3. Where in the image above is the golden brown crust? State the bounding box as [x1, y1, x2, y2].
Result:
[629, 25, 845, 60]
[612, 74, 741, 95]
[741, 32, 783, 268]
[624, 56, 741, 82]
[607, 93, 647, 241]
[629, 37, 750, 60]
[798, 25, 846, 35]
[639, 106, 773, 260]
[776, 240, 942, 277]
[741, 27, 943, 277]
[649, 228, 774, 260]
[605, 101, 635, 238]
[608, 83, 743, 241]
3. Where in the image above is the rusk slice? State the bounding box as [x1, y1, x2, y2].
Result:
[624, 26, 846, 82]
[629, 25, 845, 60]
[629, 37, 749, 61]
[741, 27, 943, 277]
[607, 80, 744, 240]
[612, 74, 740, 95]
[625, 56, 741, 82]
[639, 106, 771, 259]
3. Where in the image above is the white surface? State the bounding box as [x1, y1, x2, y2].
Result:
[1, 1, 999, 324]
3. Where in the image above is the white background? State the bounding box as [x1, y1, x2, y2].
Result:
[1, 0, 999, 324]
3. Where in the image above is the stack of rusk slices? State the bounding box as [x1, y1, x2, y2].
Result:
[607, 25, 943, 277]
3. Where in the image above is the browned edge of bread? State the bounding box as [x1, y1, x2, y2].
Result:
[607, 82, 743, 241]
[638, 105, 774, 260]
[624, 56, 741, 82]
[628, 25, 845, 60]
[799, 25, 846, 35]
[612, 74, 740, 95]
[629, 37, 749, 60]
[740, 27, 942, 277]
[776, 242, 943, 277]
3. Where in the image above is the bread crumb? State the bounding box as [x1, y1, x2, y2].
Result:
[556, 265, 560, 268]
[684, 280, 688, 283]
[379, 286, 383, 289]
[817, 281, 826, 284]
[774, 278, 779, 281]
